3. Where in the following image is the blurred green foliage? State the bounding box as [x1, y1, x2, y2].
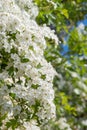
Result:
[34, 0, 87, 130]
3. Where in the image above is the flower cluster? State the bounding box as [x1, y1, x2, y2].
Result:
[57, 118, 72, 130]
[0, 0, 58, 129]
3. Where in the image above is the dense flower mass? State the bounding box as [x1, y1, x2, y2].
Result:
[0, 0, 58, 129]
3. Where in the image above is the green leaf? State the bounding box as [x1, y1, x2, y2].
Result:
[6, 119, 19, 129]
[31, 84, 40, 89]
[9, 93, 16, 99]
[7, 66, 14, 76]
[29, 46, 34, 51]
[21, 58, 30, 63]
[0, 114, 7, 123]
[61, 9, 69, 18]
[36, 63, 42, 69]
[41, 74, 46, 80]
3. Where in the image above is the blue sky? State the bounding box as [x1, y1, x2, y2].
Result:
[61, 17, 87, 57]
[77, 18, 87, 26]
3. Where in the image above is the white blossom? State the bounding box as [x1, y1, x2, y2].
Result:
[0, 0, 58, 129]
[58, 117, 72, 130]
